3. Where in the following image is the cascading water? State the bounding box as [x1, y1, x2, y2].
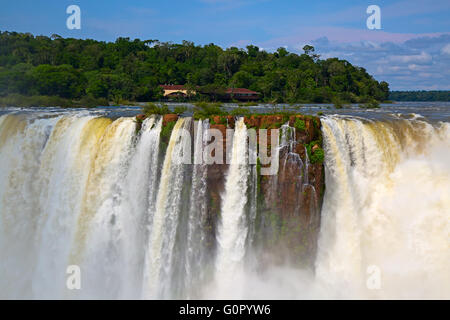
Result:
[116, 116, 162, 299]
[316, 116, 450, 299]
[0, 110, 448, 300]
[183, 119, 210, 298]
[143, 117, 192, 299]
[213, 117, 249, 299]
[69, 117, 137, 299]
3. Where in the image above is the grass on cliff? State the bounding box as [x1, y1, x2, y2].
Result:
[230, 106, 251, 117]
[159, 119, 177, 154]
[294, 118, 306, 131]
[306, 140, 325, 164]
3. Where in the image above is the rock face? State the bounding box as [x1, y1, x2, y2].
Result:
[162, 114, 178, 125]
[255, 115, 324, 268]
[205, 114, 324, 268]
[137, 112, 325, 268]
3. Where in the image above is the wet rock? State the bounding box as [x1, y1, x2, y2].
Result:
[312, 144, 320, 153]
[225, 115, 235, 128]
[255, 114, 324, 268]
[163, 114, 178, 125]
[244, 115, 261, 128]
[136, 114, 146, 122]
[260, 115, 284, 128]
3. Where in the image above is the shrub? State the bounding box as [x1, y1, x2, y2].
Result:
[310, 147, 324, 164]
[193, 101, 225, 119]
[306, 140, 325, 164]
[79, 95, 109, 108]
[161, 120, 176, 140]
[173, 105, 188, 115]
[332, 97, 343, 109]
[159, 120, 177, 151]
[231, 106, 251, 117]
[142, 102, 170, 116]
[294, 118, 306, 131]
[362, 99, 380, 109]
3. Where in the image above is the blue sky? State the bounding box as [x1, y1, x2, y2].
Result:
[1, 0, 449, 90]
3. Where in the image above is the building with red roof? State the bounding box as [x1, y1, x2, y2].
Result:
[159, 84, 260, 101]
[225, 87, 260, 101]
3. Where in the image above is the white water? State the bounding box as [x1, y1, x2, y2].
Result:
[316, 116, 450, 299]
[213, 117, 249, 299]
[184, 119, 210, 298]
[118, 116, 162, 298]
[143, 117, 191, 299]
[0, 111, 448, 299]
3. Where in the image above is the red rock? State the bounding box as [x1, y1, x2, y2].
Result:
[312, 144, 320, 153]
[225, 115, 235, 128]
[210, 124, 226, 137]
[260, 115, 282, 128]
[163, 114, 178, 126]
[136, 114, 146, 121]
[244, 115, 261, 128]
[212, 116, 222, 125]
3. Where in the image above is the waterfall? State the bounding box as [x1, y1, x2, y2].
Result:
[316, 116, 450, 299]
[184, 119, 210, 298]
[143, 117, 192, 299]
[246, 128, 258, 251]
[0, 110, 449, 300]
[0, 113, 165, 299]
[0, 114, 65, 298]
[214, 117, 249, 298]
[118, 116, 162, 298]
[69, 117, 137, 299]
[34, 115, 113, 299]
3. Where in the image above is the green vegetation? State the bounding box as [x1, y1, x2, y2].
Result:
[359, 99, 380, 109]
[332, 96, 345, 109]
[310, 147, 324, 164]
[389, 90, 450, 102]
[173, 105, 188, 115]
[294, 118, 306, 131]
[0, 93, 108, 108]
[230, 106, 251, 117]
[159, 119, 176, 151]
[306, 140, 325, 164]
[142, 102, 170, 116]
[238, 101, 259, 107]
[0, 31, 389, 106]
[209, 115, 227, 125]
[193, 101, 225, 119]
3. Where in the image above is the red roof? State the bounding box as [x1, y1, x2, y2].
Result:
[226, 88, 259, 94]
[160, 85, 259, 95]
[160, 85, 187, 90]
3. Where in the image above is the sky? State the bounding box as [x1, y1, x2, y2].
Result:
[1, 0, 449, 90]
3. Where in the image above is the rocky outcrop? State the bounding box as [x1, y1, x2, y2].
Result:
[255, 115, 324, 268]
[205, 114, 324, 268]
[162, 114, 178, 126]
[136, 112, 325, 269]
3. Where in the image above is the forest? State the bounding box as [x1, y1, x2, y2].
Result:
[0, 31, 390, 106]
[389, 91, 450, 102]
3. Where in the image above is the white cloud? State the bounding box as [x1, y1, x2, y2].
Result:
[441, 43, 450, 55]
[292, 34, 450, 90]
[408, 64, 427, 71]
[389, 52, 432, 64]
